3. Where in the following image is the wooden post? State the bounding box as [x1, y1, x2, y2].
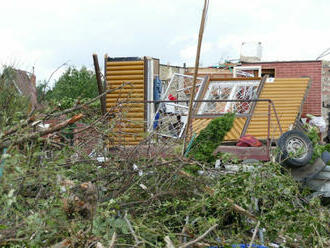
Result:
[183, 0, 209, 152]
[93, 54, 106, 115]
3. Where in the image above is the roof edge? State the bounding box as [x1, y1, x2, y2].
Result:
[241, 60, 322, 64]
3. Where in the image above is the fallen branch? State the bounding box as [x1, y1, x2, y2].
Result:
[50, 82, 133, 118]
[58, 159, 104, 168]
[109, 232, 117, 248]
[178, 224, 218, 248]
[204, 186, 257, 221]
[0, 114, 83, 149]
[227, 198, 257, 221]
[248, 220, 260, 248]
[124, 211, 142, 246]
[0, 116, 35, 140]
[72, 105, 116, 135]
[164, 236, 175, 248]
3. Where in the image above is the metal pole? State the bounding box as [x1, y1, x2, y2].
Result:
[93, 54, 106, 115]
[183, 0, 209, 152]
[270, 100, 283, 135]
[267, 102, 271, 160]
[241, 75, 267, 137]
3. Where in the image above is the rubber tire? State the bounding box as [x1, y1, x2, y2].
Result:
[277, 130, 313, 168]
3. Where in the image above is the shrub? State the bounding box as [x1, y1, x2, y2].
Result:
[45, 66, 98, 104]
[188, 113, 235, 162]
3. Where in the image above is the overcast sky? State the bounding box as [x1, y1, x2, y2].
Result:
[1, 0, 329, 85]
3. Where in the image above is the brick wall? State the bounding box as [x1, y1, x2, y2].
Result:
[242, 61, 322, 117]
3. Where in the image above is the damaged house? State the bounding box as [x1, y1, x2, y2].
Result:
[1, 68, 37, 109]
[104, 56, 326, 144]
[103, 56, 330, 196]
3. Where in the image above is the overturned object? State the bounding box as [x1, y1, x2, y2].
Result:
[277, 130, 313, 168]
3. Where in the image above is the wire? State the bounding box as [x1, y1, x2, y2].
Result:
[316, 48, 330, 60]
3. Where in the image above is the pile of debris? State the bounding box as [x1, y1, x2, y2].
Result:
[1, 105, 330, 247]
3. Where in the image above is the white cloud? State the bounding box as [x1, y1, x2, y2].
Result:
[179, 41, 214, 64]
[0, 0, 329, 83]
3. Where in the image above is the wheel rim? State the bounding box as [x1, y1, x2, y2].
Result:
[286, 136, 308, 160]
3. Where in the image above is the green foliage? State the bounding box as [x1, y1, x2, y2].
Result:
[0, 66, 29, 128]
[306, 125, 320, 145]
[312, 143, 330, 165]
[108, 162, 330, 247]
[45, 66, 98, 108]
[1, 141, 330, 246]
[188, 113, 235, 162]
[1, 101, 329, 247]
[36, 80, 49, 103]
[306, 124, 330, 163]
[220, 152, 239, 164]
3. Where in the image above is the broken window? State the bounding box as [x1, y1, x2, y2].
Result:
[261, 68, 275, 77]
[150, 73, 206, 138]
[197, 80, 260, 115]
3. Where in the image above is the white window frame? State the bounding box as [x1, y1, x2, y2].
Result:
[149, 73, 206, 138]
[198, 80, 260, 115]
[233, 66, 261, 78]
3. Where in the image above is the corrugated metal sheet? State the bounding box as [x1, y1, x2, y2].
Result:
[105, 59, 145, 145]
[192, 117, 246, 141]
[246, 78, 310, 139]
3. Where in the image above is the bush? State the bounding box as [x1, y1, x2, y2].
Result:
[44, 66, 98, 106]
[188, 113, 235, 162]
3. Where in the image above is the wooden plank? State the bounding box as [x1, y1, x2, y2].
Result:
[106, 89, 144, 94]
[107, 79, 144, 84]
[107, 70, 144, 76]
[106, 61, 144, 66]
[107, 65, 144, 71]
[106, 75, 144, 80]
[106, 102, 144, 107]
[106, 93, 144, 99]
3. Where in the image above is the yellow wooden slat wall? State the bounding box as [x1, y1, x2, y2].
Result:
[105, 60, 145, 146]
[246, 78, 309, 139]
[191, 78, 309, 141]
[192, 117, 247, 141]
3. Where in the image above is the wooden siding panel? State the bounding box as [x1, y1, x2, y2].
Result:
[105, 59, 145, 146]
[246, 78, 309, 139]
[192, 117, 247, 141]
